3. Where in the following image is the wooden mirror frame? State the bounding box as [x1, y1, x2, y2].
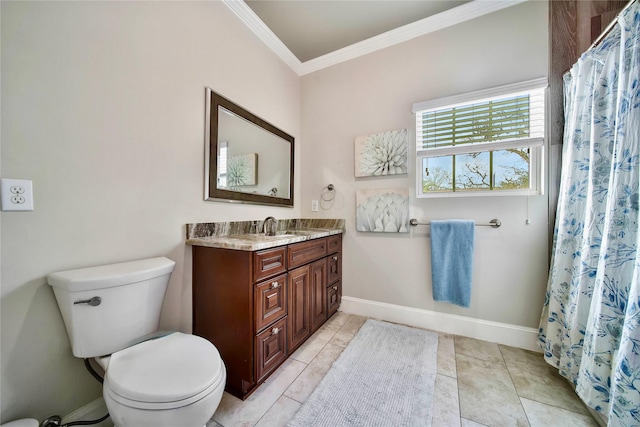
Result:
[205, 88, 295, 207]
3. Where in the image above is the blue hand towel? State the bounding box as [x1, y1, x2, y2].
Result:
[430, 220, 475, 308]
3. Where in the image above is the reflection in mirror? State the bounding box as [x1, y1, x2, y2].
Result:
[205, 88, 294, 207]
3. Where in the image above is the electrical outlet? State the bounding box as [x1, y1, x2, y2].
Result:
[311, 200, 319, 212]
[1, 178, 34, 211]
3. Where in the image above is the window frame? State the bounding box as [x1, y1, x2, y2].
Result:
[217, 140, 228, 188]
[413, 78, 547, 198]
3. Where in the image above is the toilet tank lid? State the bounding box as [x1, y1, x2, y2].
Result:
[47, 257, 176, 292]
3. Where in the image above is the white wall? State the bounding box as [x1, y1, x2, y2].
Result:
[2, 0, 550, 422]
[300, 1, 549, 328]
[0, 1, 300, 422]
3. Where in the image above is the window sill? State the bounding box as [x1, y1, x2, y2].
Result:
[417, 189, 542, 198]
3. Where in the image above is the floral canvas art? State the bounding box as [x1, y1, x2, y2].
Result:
[356, 188, 409, 233]
[227, 153, 257, 188]
[355, 129, 408, 177]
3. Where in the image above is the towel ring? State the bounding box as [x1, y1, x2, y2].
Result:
[321, 184, 335, 202]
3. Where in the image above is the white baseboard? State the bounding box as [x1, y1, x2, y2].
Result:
[62, 397, 112, 427]
[339, 296, 541, 352]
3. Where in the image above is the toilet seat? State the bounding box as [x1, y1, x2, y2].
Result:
[104, 332, 224, 411]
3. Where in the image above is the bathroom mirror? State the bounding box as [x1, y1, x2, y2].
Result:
[205, 88, 294, 207]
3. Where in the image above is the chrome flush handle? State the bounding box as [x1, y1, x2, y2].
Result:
[74, 296, 102, 306]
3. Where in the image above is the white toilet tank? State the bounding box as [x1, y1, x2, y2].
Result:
[47, 257, 176, 358]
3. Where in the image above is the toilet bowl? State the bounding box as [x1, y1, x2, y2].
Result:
[1, 420, 39, 427]
[47, 257, 227, 427]
[99, 332, 226, 427]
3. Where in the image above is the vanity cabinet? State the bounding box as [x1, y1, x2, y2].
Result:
[192, 233, 342, 400]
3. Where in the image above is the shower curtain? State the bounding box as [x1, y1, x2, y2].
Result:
[538, 2, 640, 426]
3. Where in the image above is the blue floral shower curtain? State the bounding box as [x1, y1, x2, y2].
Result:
[538, 3, 640, 426]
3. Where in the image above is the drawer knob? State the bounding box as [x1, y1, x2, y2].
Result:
[332, 256, 338, 261]
[272, 327, 280, 335]
[333, 286, 338, 291]
[271, 281, 279, 289]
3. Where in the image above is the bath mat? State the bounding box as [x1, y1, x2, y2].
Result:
[288, 319, 438, 427]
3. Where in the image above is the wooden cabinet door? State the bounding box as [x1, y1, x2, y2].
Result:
[327, 252, 341, 285]
[327, 280, 341, 317]
[287, 264, 311, 352]
[254, 274, 287, 333]
[255, 317, 287, 383]
[310, 259, 327, 333]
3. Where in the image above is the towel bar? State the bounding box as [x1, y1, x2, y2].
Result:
[409, 218, 502, 228]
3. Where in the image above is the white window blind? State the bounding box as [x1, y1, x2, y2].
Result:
[413, 78, 547, 196]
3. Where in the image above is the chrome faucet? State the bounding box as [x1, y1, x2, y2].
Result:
[263, 216, 277, 236]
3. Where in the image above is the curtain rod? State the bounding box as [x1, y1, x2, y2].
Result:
[588, 0, 637, 51]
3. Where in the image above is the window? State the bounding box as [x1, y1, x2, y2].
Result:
[413, 78, 546, 197]
[217, 140, 228, 187]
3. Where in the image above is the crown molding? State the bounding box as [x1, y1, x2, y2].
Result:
[223, 0, 528, 77]
[223, 0, 304, 75]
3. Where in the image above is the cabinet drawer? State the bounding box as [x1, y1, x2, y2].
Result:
[254, 274, 287, 332]
[327, 234, 341, 254]
[253, 247, 287, 282]
[327, 280, 341, 317]
[288, 238, 327, 269]
[328, 252, 341, 285]
[255, 317, 287, 383]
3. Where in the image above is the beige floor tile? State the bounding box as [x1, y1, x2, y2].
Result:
[432, 374, 461, 427]
[323, 311, 351, 331]
[212, 358, 306, 427]
[520, 397, 600, 427]
[455, 335, 504, 364]
[253, 395, 301, 427]
[461, 418, 488, 426]
[328, 314, 366, 347]
[500, 345, 589, 415]
[284, 343, 344, 403]
[437, 333, 457, 378]
[209, 314, 601, 427]
[290, 325, 338, 364]
[456, 353, 529, 426]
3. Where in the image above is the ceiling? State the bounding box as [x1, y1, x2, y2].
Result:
[245, 1, 471, 63]
[224, 0, 527, 75]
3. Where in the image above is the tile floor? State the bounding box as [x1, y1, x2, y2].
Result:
[206, 313, 601, 427]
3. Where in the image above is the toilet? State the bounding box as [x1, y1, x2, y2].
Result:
[47, 257, 226, 427]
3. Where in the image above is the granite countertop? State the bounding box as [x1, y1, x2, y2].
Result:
[186, 218, 345, 251]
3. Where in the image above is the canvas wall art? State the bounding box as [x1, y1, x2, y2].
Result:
[354, 129, 408, 177]
[356, 188, 410, 233]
